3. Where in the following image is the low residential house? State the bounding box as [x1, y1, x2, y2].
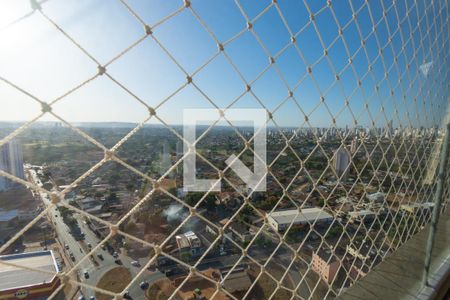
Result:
[346, 240, 378, 261]
[0, 209, 19, 230]
[348, 210, 376, 224]
[349, 258, 370, 281]
[348, 251, 382, 282]
[218, 218, 253, 243]
[400, 202, 434, 214]
[366, 192, 384, 204]
[205, 224, 232, 244]
[221, 268, 252, 293]
[77, 197, 104, 215]
[176, 231, 202, 257]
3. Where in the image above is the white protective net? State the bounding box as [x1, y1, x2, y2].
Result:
[0, 0, 449, 299]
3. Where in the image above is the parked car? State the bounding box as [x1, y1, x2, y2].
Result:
[70, 253, 75, 261]
[139, 281, 149, 290]
[112, 251, 119, 258]
[123, 291, 132, 300]
[83, 271, 89, 279]
[114, 259, 122, 265]
[87, 243, 92, 249]
[78, 296, 85, 300]
[131, 260, 140, 267]
[97, 254, 104, 260]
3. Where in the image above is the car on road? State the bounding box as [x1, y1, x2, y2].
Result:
[139, 281, 149, 290]
[83, 271, 89, 279]
[165, 267, 185, 277]
[131, 260, 140, 267]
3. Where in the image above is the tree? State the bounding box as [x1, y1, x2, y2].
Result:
[126, 183, 135, 192]
[185, 192, 203, 206]
[106, 192, 118, 203]
[124, 221, 138, 233]
[180, 251, 192, 262]
[326, 226, 342, 238]
[185, 192, 216, 207]
[318, 198, 325, 207]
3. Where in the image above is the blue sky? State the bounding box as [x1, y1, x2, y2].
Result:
[0, 0, 448, 128]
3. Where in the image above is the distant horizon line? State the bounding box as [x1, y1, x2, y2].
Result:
[0, 120, 439, 130]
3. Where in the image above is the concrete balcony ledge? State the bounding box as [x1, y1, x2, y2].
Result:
[339, 208, 450, 300]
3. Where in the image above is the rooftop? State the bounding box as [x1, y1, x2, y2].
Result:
[268, 208, 333, 225]
[0, 209, 18, 222]
[348, 210, 376, 218]
[315, 249, 338, 263]
[401, 202, 435, 209]
[222, 270, 252, 293]
[0, 250, 58, 291]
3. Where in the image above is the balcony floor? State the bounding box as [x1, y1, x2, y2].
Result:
[340, 208, 450, 300]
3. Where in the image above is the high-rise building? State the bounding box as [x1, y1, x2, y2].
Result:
[159, 141, 172, 177]
[385, 120, 394, 138]
[0, 139, 25, 191]
[350, 137, 358, 154]
[334, 146, 351, 180]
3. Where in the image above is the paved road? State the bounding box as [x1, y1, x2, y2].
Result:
[27, 166, 153, 300]
[28, 167, 95, 295]
[27, 165, 312, 299]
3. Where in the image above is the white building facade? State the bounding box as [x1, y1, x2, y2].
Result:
[0, 140, 25, 191]
[333, 146, 351, 180]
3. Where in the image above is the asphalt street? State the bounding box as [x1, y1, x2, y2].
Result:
[27, 166, 157, 300]
[27, 165, 312, 299]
